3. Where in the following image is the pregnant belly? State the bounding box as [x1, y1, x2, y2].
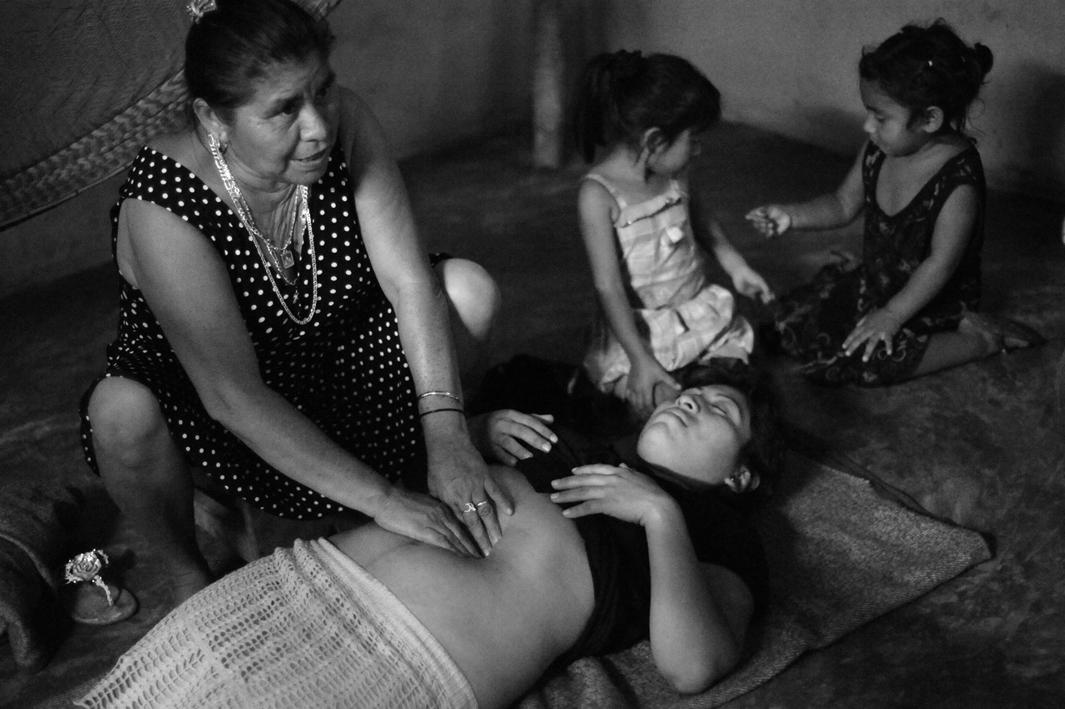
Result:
[331, 467, 595, 708]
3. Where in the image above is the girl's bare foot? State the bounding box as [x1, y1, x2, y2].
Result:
[958, 312, 1046, 356]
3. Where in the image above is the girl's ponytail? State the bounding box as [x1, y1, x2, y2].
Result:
[574, 53, 618, 163]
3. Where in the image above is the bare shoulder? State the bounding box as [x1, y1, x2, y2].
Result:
[146, 130, 199, 170]
[920, 135, 970, 174]
[115, 130, 222, 282]
[577, 176, 618, 222]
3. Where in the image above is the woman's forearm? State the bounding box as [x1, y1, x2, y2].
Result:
[645, 508, 743, 693]
[387, 269, 474, 449]
[207, 381, 393, 516]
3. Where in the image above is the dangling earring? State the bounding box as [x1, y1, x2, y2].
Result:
[726, 465, 758, 493]
[207, 132, 228, 155]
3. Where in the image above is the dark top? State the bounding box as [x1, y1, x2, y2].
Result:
[516, 429, 768, 662]
[860, 140, 984, 319]
[79, 145, 427, 519]
[771, 140, 986, 385]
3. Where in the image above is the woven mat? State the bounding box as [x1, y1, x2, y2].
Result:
[517, 441, 993, 708]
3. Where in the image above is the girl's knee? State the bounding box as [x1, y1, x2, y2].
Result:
[437, 258, 501, 337]
[88, 377, 169, 455]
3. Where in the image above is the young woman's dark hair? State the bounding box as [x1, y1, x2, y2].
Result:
[572, 50, 721, 163]
[184, 0, 334, 122]
[858, 18, 993, 134]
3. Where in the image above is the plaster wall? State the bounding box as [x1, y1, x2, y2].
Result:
[0, 0, 533, 298]
[599, 0, 1065, 201]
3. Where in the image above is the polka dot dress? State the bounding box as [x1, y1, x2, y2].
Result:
[79, 146, 425, 519]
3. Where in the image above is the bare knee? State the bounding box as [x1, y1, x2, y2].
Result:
[87, 377, 172, 470]
[437, 258, 501, 341]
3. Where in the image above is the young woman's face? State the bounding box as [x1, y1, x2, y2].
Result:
[859, 79, 932, 157]
[222, 54, 340, 189]
[637, 384, 752, 488]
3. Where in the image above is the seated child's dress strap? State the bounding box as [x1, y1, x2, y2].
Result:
[579, 173, 753, 394]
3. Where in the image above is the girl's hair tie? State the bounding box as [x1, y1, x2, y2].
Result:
[612, 49, 644, 79]
[186, 0, 218, 24]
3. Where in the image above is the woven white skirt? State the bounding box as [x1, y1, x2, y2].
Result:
[77, 538, 477, 708]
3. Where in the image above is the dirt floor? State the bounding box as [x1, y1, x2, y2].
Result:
[2, 122, 1064, 707]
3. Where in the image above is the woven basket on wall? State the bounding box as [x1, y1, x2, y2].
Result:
[0, 0, 340, 231]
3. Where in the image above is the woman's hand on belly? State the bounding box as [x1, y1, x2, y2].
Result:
[329, 466, 595, 707]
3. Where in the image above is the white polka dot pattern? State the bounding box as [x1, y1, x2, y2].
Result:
[79, 146, 425, 519]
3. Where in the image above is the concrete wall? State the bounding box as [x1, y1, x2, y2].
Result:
[7, 0, 1065, 297]
[599, 0, 1065, 200]
[0, 0, 534, 298]
[329, 0, 533, 159]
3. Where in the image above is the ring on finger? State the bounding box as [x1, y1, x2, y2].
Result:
[462, 502, 477, 514]
[475, 500, 492, 515]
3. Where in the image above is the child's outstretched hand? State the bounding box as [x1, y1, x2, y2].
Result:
[730, 265, 775, 303]
[468, 410, 557, 466]
[626, 357, 680, 419]
[745, 205, 792, 238]
[842, 308, 903, 362]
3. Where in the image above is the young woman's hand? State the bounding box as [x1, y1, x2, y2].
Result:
[468, 410, 557, 465]
[842, 307, 903, 362]
[626, 357, 679, 418]
[549, 463, 680, 527]
[729, 265, 775, 303]
[744, 205, 792, 238]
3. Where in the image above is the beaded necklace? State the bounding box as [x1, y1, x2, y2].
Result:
[208, 135, 319, 325]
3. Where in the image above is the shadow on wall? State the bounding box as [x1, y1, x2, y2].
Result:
[794, 105, 865, 157]
[993, 62, 1065, 199]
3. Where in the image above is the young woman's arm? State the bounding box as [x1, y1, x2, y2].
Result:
[745, 143, 867, 237]
[551, 464, 753, 693]
[643, 505, 753, 692]
[577, 179, 678, 413]
[842, 184, 978, 360]
[338, 90, 511, 553]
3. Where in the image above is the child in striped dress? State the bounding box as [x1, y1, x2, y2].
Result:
[573, 50, 772, 416]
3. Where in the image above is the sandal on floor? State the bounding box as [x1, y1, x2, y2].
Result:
[961, 312, 1047, 352]
[64, 582, 138, 625]
[61, 549, 138, 624]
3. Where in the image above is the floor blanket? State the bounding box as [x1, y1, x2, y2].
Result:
[517, 438, 993, 708]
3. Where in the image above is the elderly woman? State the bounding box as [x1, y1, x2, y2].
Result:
[79, 0, 506, 603]
[78, 366, 781, 708]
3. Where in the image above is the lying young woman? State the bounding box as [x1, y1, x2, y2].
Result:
[78, 367, 781, 709]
